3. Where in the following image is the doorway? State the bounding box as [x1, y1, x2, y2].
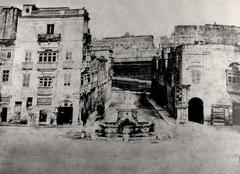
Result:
[233, 103, 240, 125]
[1, 107, 7, 122]
[39, 110, 47, 123]
[188, 98, 204, 124]
[14, 101, 22, 119]
[57, 107, 73, 125]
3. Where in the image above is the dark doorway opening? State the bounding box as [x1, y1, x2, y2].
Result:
[81, 108, 89, 126]
[57, 107, 73, 125]
[1, 107, 7, 122]
[39, 110, 47, 123]
[188, 98, 204, 124]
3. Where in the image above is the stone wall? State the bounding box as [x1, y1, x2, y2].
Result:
[113, 61, 152, 80]
[92, 34, 156, 80]
[0, 7, 21, 40]
[174, 24, 240, 45]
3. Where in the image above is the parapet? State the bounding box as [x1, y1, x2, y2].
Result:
[22, 4, 89, 19]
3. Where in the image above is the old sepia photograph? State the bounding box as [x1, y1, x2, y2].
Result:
[0, 0, 240, 173]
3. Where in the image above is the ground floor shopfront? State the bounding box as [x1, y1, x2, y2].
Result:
[1, 83, 111, 126]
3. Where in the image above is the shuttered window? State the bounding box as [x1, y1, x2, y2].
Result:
[64, 73, 71, 86]
[23, 74, 30, 87]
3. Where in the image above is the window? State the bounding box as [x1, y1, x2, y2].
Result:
[37, 98, 52, 105]
[226, 63, 240, 93]
[227, 70, 240, 84]
[2, 70, 9, 82]
[25, 51, 32, 62]
[191, 70, 201, 84]
[87, 74, 91, 83]
[81, 75, 84, 86]
[26, 97, 33, 109]
[23, 74, 30, 87]
[39, 77, 53, 87]
[7, 52, 11, 59]
[39, 52, 57, 62]
[65, 51, 72, 61]
[82, 50, 86, 61]
[64, 73, 71, 86]
[47, 24, 54, 34]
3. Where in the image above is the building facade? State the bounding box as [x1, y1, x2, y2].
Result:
[7, 4, 111, 126]
[93, 33, 156, 81]
[173, 24, 240, 45]
[0, 6, 21, 123]
[80, 45, 112, 125]
[152, 24, 240, 125]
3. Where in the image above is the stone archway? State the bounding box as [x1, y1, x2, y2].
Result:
[188, 97, 204, 124]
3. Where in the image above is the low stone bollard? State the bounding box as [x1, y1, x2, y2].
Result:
[80, 131, 86, 139]
[123, 133, 130, 142]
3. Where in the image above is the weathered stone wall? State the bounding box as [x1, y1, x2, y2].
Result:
[0, 7, 21, 40]
[174, 24, 240, 45]
[93, 34, 156, 81]
[152, 43, 240, 123]
[113, 61, 152, 80]
[179, 44, 240, 122]
[9, 5, 89, 125]
[93, 34, 155, 60]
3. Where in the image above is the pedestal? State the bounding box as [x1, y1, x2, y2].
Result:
[176, 105, 188, 125]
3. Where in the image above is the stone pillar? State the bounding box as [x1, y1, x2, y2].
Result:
[72, 101, 79, 126]
[176, 85, 190, 125]
[176, 105, 188, 124]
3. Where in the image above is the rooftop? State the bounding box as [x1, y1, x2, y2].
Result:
[22, 4, 89, 19]
[103, 34, 153, 40]
[175, 24, 240, 30]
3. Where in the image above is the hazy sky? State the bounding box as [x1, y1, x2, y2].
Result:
[1, 0, 240, 40]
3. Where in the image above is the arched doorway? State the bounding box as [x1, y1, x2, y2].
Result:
[188, 98, 204, 124]
[57, 100, 73, 125]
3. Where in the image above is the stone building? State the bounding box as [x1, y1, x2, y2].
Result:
[93, 33, 156, 81]
[174, 24, 240, 45]
[80, 45, 112, 125]
[8, 4, 112, 125]
[0, 6, 21, 123]
[152, 24, 240, 125]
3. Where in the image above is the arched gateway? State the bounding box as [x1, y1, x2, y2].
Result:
[188, 98, 204, 124]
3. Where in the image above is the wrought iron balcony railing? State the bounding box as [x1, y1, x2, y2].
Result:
[37, 33, 61, 42]
[37, 87, 53, 96]
[22, 62, 33, 70]
[37, 62, 58, 71]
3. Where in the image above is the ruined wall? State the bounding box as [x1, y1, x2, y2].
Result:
[174, 24, 240, 45]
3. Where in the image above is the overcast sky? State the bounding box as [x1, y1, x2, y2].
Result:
[1, 0, 240, 40]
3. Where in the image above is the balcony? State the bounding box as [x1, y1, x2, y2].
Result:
[92, 81, 98, 88]
[0, 39, 15, 46]
[62, 61, 74, 69]
[37, 62, 58, 71]
[227, 84, 240, 94]
[37, 87, 53, 96]
[80, 84, 92, 93]
[22, 62, 33, 70]
[38, 34, 61, 42]
[31, 9, 86, 17]
[0, 96, 10, 104]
